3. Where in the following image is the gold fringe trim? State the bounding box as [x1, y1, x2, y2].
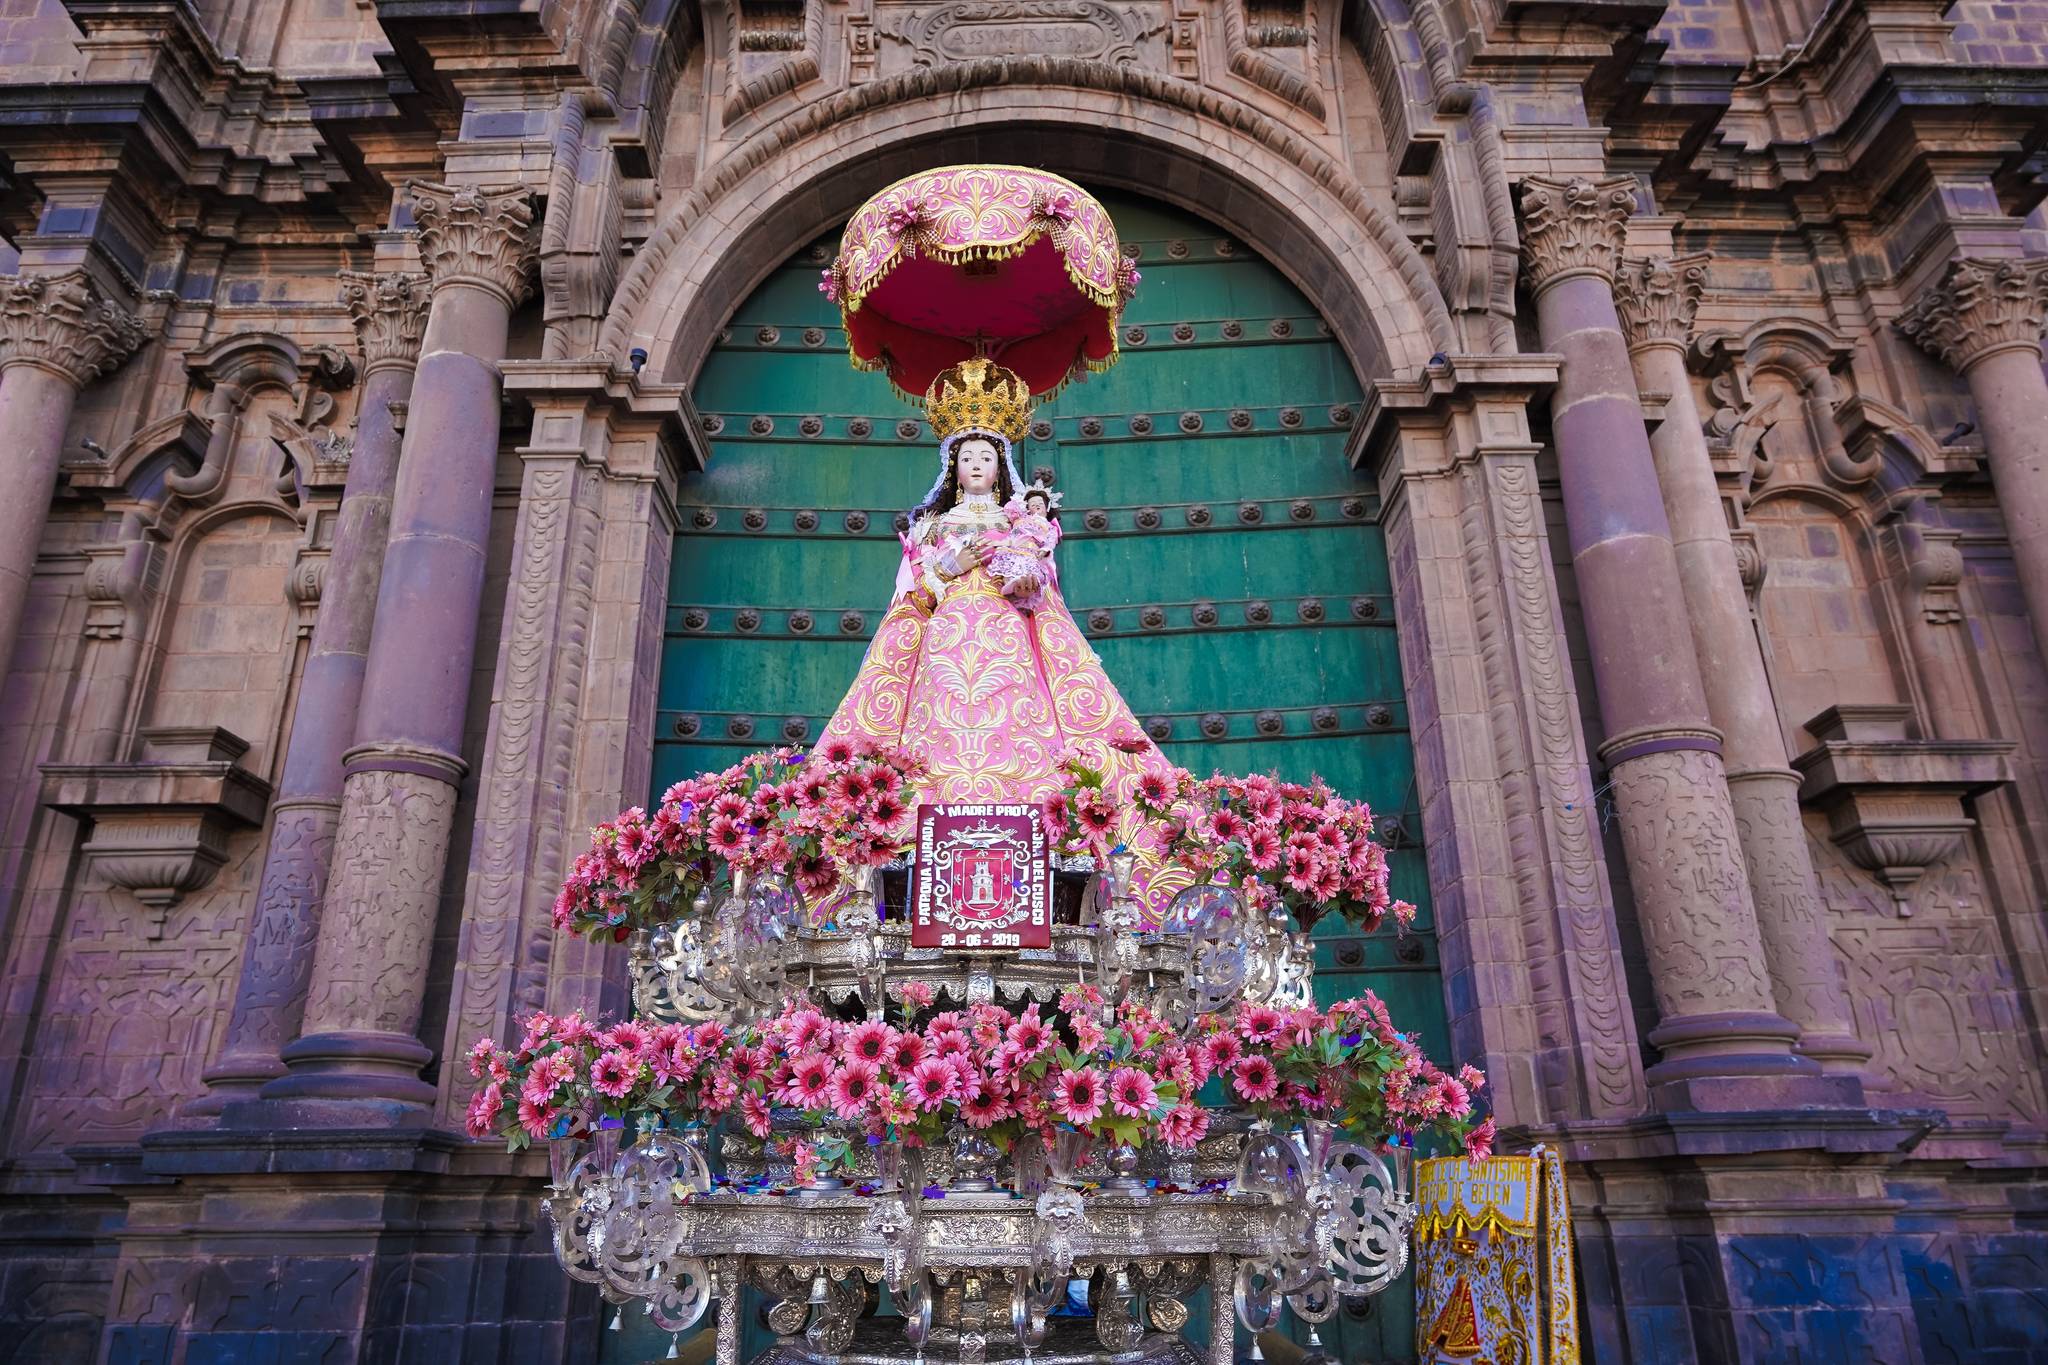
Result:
[838, 222, 1125, 319]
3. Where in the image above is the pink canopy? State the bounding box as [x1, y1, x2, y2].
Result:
[823, 165, 1139, 398]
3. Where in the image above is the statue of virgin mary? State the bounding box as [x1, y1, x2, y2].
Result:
[818, 358, 1185, 909]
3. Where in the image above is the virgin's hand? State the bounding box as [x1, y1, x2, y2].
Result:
[1003, 572, 1041, 597]
[952, 544, 985, 575]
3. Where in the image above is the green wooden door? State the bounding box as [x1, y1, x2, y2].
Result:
[649, 191, 1445, 1363]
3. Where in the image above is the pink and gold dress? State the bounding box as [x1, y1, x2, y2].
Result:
[820, 491, 1190, 917]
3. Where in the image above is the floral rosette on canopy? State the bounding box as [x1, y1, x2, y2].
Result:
[821, 164, 1139, 397]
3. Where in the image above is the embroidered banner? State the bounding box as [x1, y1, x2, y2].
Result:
[910, 803, 1052, 949]
[1415, 1146, 1580, 1365]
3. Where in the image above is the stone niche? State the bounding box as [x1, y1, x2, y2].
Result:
[41, 727, 273, 936]
[1792, 704, 2013, 914]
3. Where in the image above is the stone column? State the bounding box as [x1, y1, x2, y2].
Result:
[268, 185, 536, 1114]
[1615, 255, 1872, 1081]
[1519, 177, 1815, 1103]
[0, 270, 147, 675]
[1897, 257, 2048, 658]
[192, 270, 429, 1115]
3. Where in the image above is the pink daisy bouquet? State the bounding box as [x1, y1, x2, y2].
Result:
[1126, 762, 1414, 934]
[1195, 993, 1494, 1161]
[461, 1009, 738, 1149]
[552, 740, 925, 942]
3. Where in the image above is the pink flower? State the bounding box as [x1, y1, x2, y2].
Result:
[784, 1054, 836, 1108]
[960, 1081, 1010, 1129]
[845, 1020, 894, 1066]
[742, 1091, 773, 1139]
[591, 1049, 640, 1099]
[1202, 1032, 1242, 1073]
[1108, 1067, 1158, 1119]
[1458, 1064, 1486, 1094]
[1136, 772, 1174, 806]
[602, 1020, 652, 1055]
[465, 1085, 504, 1138]
[467, 1037, 500, 1080]
[830, 1060, 881, 1119]
[1232, 1055, 1280, 1103]
[929, 1029, 972, 1061]
[727, 1045, 769, 1085]
[1466, 1117, 1497, 1164]
[898, 980, 935, 1012]
[785, 1009, 831, 1054]
[1052, 1067, 1106, 1126]
[554, 1012, 595, 1047]
[1238, 1006, 1285, 1045]
[517, 1098, 558, 1139]
[1211, 810, 1247, 844]
[907, 1058, 957, 1111]
[1006, 1007, 1052, 1060]
[884, 1032, 926, 1072]
[1158, 1102, 1209, 1151]
[1244, 827, 1281, 870]
[707, 817, 746, 856]
[1075, 793, 1119, 838]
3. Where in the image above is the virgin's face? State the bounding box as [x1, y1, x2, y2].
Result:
[954, 439, 1000, 495]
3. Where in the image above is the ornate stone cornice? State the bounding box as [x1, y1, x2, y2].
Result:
[1895, 257, 2048, 372]
[339, 269, 431, 372]
[0, 270, 149, 386]
[1615, 253, 1711, 352]
[1518, 176, 1636, 296]
[409, 183, 539, 309]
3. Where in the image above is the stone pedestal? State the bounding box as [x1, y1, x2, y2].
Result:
[1615, 255, 1871, 1082]
[266, 185, 536, 1118]
[193, 271, 429, 1115]
[1898, 256, 2048, 660]
[0, 270, 147, 675]
[1519, 178, 1820, 1107]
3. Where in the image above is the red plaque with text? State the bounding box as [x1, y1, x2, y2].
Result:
[910, 803, 1052, 950]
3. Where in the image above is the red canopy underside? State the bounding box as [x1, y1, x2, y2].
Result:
[844, 238, 1117, 397]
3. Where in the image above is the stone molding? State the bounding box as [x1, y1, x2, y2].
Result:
[1518, 175, 1635, 296]
[1793, 703, 2016, 914]
[338, 269, 431, 373]
[0, 268, 149, 386]
[408, 183, 539, 309]
[40, 727, 273, 935]
[1615, 253, 1710, 352]
[1896, 256, 2048, 372]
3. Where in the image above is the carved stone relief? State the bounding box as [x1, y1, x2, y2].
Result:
[1820, 839, 2046, 1120]
[879, 2, 1166, 72]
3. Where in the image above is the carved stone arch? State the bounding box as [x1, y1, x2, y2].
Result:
[1834, 393, 1978, 494]
[604, 58, 1456, 383]
[173, 334, 354, 507]
[593, 0, 704, 174]
[84, 409, 211, 498]
[1343, 0, 1519, 351]
[1697, 319, 1875, 493]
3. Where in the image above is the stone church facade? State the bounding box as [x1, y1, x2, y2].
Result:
[1, 1, 2046, 1361]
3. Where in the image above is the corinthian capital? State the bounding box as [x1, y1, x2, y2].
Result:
[339, 269, 430, 372]
[1614, 253, 1711, 351]
[409, 182, 538, 308]
[1519, 175, 1636, 295]
[0, 269, 149, 385]
[1896, 256, 2048, 372]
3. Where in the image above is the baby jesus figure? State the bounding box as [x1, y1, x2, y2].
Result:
[985, 483, 1062, 611]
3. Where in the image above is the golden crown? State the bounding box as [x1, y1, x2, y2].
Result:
[924, 357, 1033, 445]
